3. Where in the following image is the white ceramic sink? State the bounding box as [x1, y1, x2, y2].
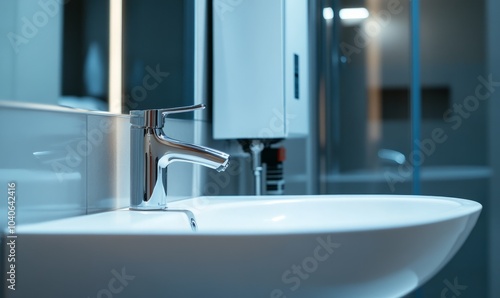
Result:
[6, 195, 481, 298]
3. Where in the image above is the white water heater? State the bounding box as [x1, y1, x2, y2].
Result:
[213, 0, 309, 140]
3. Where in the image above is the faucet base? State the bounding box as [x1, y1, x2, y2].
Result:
[129, 207, 166, 211]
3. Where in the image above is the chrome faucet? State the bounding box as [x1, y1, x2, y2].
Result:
[129, 104, 230, 210]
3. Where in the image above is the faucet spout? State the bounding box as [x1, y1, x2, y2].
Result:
[129, 105, 230, 211]
[156, 131, 229, 172]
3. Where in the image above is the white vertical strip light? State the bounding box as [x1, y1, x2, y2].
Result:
[109, 0, 123, 114]
[192, 0, 206, 197]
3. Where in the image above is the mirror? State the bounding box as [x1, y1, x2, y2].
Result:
[0, 0, 110, 111]
[0, 0, 196, 117]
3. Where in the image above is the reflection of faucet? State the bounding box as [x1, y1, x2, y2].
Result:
[377, 149, 406, 166]
[129, 104, 230, 210]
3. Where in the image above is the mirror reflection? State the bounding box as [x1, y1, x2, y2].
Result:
[0, 0, 110, 110]
[0, 0, 195, 116]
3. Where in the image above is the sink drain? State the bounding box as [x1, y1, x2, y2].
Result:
[190, 218, 197, 231]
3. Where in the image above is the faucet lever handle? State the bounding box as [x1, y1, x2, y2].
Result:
[130, 104, 206, 129]
[160, 104, 206, 118]
[159, 104, 206, 128]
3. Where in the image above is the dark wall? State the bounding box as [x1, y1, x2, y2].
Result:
[123, 0, 195, 115]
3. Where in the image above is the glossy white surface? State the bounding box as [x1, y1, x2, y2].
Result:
[175, 195, 479, 233]
[8, 195, 481, 298]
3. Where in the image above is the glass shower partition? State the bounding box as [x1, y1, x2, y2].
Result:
[318, 0, 489, 297]
[320, 0, 414, 195]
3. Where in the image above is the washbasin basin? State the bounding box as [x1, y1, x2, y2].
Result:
[5, 195, 481, 298]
